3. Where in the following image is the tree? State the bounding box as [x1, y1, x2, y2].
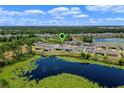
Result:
[66, 34, 72, 41]
[80, 52, 86, 58]
[80, 52, 91, 59]
[103, 54, 108, 62]
[92, 54, 98, 61]
[81, 35, 93, 43]
[118, 58, 124, 65]
[85, 53, 91, 59]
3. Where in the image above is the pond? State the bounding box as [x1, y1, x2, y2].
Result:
[94, 38, 124, 45]
[26, 56, 124, 88]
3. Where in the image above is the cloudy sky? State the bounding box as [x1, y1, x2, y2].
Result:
[0, 5, 124, 26]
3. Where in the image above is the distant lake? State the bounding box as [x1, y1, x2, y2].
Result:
[26, 56, 124, 88]
[94, 38, 124, 45]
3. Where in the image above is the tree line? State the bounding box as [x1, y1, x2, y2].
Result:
[0, 35, 42, 67]
[0, 26, 124, 35]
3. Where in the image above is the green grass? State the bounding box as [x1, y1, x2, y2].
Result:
[118, 85, 124, 88]
[38, 73, 100, 88]
[57, 56, 124, 69]
[0, 55, 40, 88]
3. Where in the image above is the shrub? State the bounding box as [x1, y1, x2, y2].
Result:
[80, 52, 86, 58]
[85, 53, 91, 59]
[118, 58, 124, 65]
[92, 54, 98, 61]
[81, 35, 93, 43]
[80, 52, 91, 60]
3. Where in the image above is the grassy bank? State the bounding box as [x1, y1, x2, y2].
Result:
[38, 73, 100, 88]
[0, 55, 41, 88]
[57, 56, 124, 69]
[118, 85, 124, 88]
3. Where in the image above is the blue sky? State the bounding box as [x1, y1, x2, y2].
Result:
[0, 5, 124, 26]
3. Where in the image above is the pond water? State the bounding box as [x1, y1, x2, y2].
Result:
[26, 56, 124, 88]
[94, 38, 124, 45]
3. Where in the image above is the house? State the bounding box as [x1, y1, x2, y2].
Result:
[54, 45, 66, 51]
[74, 46, 85, 52]
[65, 41, 76, 45]
[96, 44, 106, 49]
[43, 45, 54, 52]
[81, 43, 92, 47]
[65, 41, 82, 45]
[85, 47, 95, 53]
[65, 45, 74, 52]
[95, 49, 106, 55]
[107, 50, 118, 57]
[33, 42, 44, 46]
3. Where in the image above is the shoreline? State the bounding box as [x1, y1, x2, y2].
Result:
[56, 56, 124, 70]
[0, 55, 41, 71]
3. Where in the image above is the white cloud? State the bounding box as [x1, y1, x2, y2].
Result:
[106, 18, 124, 21]
[47, 7, 71, 17]
[54, 16, 65, 19]
[73, 14, 88, 18]
[88, 17, 124, 24]
[16, 18, 44, 26]
[89, 18, 96, 24]
[49, 7, 81, 15]
[86, 6, 113, 12]
[0, 8, 21, 16]
[86, 5, 124, 13]
[0, 18, 44, 26]
[70, 7, 82, 15]
[90, 20, 96, 24]
[47, 19, 73, 26]
[24, 9, 45, 15]
[0, 7, 45, 16]
[48, 6, 88, 19]
[48, 20, 57, 24]
[89, 18, 105, 24]
[0, 16, 73, 26]
[0, 17, 15, 25]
